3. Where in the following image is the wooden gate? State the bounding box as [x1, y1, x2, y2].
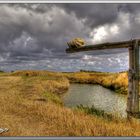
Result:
[66, 39, 140, 118]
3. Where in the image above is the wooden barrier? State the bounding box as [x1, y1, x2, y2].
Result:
[66, 39, 140, 118]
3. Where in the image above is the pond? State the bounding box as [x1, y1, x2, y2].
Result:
[62, 84, 127, 118]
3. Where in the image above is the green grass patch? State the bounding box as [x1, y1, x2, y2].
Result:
[115, 87, 128, 94]
[43, 92, 63, 105]
[76, 104, 118, 121]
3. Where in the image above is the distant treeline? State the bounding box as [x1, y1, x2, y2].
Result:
[0, 70, 4, 73]
[80, 69, 103, 73]
[79, 69, 127, 73]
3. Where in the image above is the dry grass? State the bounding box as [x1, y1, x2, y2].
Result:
[1, 71, 140, 136]
[63, 71, 128, 94]
[11, 70, 64, 78]
[11, 70, 128, 94]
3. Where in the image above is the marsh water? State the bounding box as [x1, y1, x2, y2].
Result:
[62, 84, 127, 118]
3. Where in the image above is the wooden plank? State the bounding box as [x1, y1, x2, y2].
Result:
[66, 39, 140, 53]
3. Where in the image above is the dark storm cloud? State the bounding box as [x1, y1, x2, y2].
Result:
[58, 3, 140, 42]
[118, 4, 140, 13]
[0, 4, 90, 61]
[0, 3, 139, 72]
[58, 4, 120, 27]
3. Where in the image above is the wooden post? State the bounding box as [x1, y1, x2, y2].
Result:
[127, 44, 133, 118]
[127, 40, 139, 118]
[133, 40, 139, 115]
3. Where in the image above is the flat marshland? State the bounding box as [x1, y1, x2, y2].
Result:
[1, 70, 140, 136]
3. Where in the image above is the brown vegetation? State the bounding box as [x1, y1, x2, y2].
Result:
[11, 70, 128, 94]
[0, 70, 137, 136]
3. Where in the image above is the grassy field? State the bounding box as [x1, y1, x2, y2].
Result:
[1, 70, 140, 136]
[12, 70, 128, 94]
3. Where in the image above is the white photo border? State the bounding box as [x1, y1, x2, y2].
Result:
[0, 0, 140, 139]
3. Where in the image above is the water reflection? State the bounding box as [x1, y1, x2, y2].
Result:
[63, 84, 127, 118]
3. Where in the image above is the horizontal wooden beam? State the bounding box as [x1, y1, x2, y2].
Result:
[66, 39, 140, 53]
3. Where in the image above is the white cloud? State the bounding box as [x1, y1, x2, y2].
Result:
[110, 25, 119, 34]
[82, 55, 93, 60]
[90, 26, 108, 43]
[87, 61, 95, 65]
[89, 11, 133, 44]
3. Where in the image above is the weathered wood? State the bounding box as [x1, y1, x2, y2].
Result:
[66, 39, 140, 53]
[132, 40, 139, 114]
[127, 44, 133, 117]
[125, 40, 139, 118]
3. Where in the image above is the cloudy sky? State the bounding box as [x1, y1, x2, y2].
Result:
[0, 3, 140, 72]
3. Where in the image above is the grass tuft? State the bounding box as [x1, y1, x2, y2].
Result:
[76, 104, 114, 121]
[43, 92, 63, 105]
